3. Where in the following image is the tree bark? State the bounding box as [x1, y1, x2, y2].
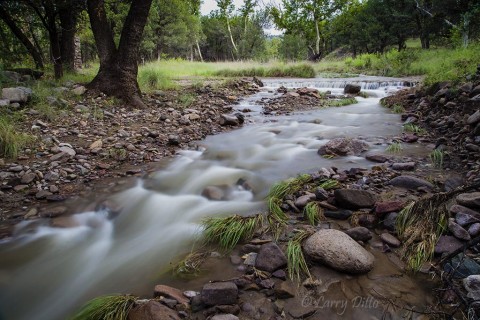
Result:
[226, 16, 238, 54]
[59, 5, 77, 71]
[0, 5, 44, 69]
[87, 0, 152, 109]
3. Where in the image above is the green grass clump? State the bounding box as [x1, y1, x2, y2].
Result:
[318, 179, 338, 190]
[71, 295, 137, 320]
[429, 149, 444, 168]
[178, 93, 196, 107]
[138, 68, 178, 92]
[214, 63, 315, 78]
[304, 202, 324, 226]
[0, 117, 32, 159]
[403, 123, 425, 134]
[326, 97, 357, 107]
[386, 142, 402, 153]
[202, 214, 263, 250]
[173, 251, 209, 278]
[391, 104, 405, 114]
[287, 230, 312, 281]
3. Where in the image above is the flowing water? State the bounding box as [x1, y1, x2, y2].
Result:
[0, 76, 431, 320]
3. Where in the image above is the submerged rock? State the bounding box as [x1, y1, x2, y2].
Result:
[303, 229, 374, 274]
[317, 138, 369, 156]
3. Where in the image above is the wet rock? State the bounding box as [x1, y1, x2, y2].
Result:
[255, 242, 287, 272]
[324, 210, 352, 220]
[334, 189, 376, 209]
[314, 187, 329, 201]
[450, 204, 480, 219]
[457, 192, 480, 209]
[154, 285, 189, 306]
[168, 135, 180, 146]
[272, 269, 286, 280]
[448, 218, 471, 241]
[464, 275, 480, 300]
[201, 186, 225, 201]
[444, 175, 465, 192]
[358, 214, 378, 229]
[275, 280, 296, 299]
[444, 253, 480, 279]
[294, 193, 316, 208]
[243, 252, 257, 266]
[21, 172, 36, 184]
[375, 201, 404, 216]
[2, 87, 32, 103]
[366, 154, 389, 163]
[380, 233, 401, 247]
[402, 134, 418, 143]
[219, 114, 239, 126]
[36, 190, 53, 199]
[344, 84, 361, 94]
[39, 206, 68, 218]
[303, 229, 374, 274]
[128, 300, 180, 320]
[392, 162, 415, 171]
[434, 235, 464, 255]
[389, 175, 434, 190]
[382, 212, 398, 231]
[201, 282, 238, 306]
[469, 223, 480, 237]
[345, 226, 372, 242]
[318, 138, 369, 156]
[455, 212, 480, 227]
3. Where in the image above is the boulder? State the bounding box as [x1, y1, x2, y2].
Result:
[450, 204, 480, 219]
[334, 189, 376, 209]
[154, 285, 189, 306]
[2, 87, 32, 103]
[255, 242, 287, 272]
[275, 280, 296, 299]
[345, 227, 372, 242]
[324, 209, 352, 220]
[72, 86, 86, 95]
[219, 114, 239, 126]
[448, 218, 471, 241]
[201, 186, 225, 201]
[389, 175, 434, 190]
[457, 192, 480, 209]
[455, 212, 480, 227]
[344, 84, 361, 94]
[128, 300, 180, 320]
[201, 282, 238, 306]
[303, 229, 374, 274]
[318, 138, 369, 156]
[392, 162, 415, 171]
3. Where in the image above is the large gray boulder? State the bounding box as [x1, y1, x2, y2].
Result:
[344, 84, 361, 94]
[303, 229, 374, 274]
[334, 189, 376, 209]
[1, 87, 32, 103]
[318, 138, 369, 156]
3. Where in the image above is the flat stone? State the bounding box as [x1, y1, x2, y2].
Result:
[402, 134, 418, 143]
[272, 269, 286, 280]
[444, 253, 480, 279]
[389, 175, 434, 190]
[382, 212, 398, 231]
[201, 282, 238, 306]
[457, 192, 480, 209]
[380, 233, 401, 247]
[211, 315, 239, 320]
[128, 300, 180, 320]
[324, 210, 352, 220]
[35, 190, 52, 199]
[455, 212, 480, 227]
[303, 229, 374, 274]
[392, 162, 415, 171]
[21, 172, 36, 184]
[275, 280, 296, 299]
[334, 189, 376, 209]
[318, 138, 369, 156]
[467, 110, 480, 125]
[294, 193, 316, 208]
[255, 242, 287, 272]
[345, 227, 372, 242]
[448, 218, 471, 241]
[469, 223, 480, 237]
[450, 204, 480, 219]
[375, 201, 404, 216]
[434, 235, 464, 255]
[154, 285, 189, 306]
[366, 154, 389, 163]
[40, 206, 67, 218]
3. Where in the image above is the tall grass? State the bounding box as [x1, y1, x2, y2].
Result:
[71, 295, 137, 320]
[0, 116, 32, 159]
[214, 63, 315, 78]
[287, 230, 312, 281]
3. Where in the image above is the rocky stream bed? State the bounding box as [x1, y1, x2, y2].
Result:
[1, 70, 480, 320]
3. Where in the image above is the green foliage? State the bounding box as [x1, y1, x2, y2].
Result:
[386, 142, 402, 153]
[202, 214, 263, 250]
[70, 295, 137, 320]
[318, 179, 338, 190]
[326, 97, 357, 107]
[304, 202, 323, 226]
[287, 229, 312, 281]
[0, 116, 32, 159]
[177, 93, 196, 107]
[403, 123, 425, 134]
[429, 149, 445, 168]
[137, 67, 178, 91]
[391, 104, 405, 114]
[214, 63, 315, 78]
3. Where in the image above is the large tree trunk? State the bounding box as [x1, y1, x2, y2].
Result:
[0, 5, 44, 69]
[59, 6, 77, 71]
[87, 0, 152, 109]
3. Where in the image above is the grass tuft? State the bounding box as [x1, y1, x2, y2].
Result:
[287, 229, 313, 281]
[326, 97, 357, 107]
[173, 251, 209, 278]
[386, 142, 402, 153]
[202, 214, 263, 250]
[318, 179, 338, 190]
[0, 116, 33, 159]
[403, 123, 425, 134]
[214, 63, 315, 78]
[70, 295, 137, 320]
[391, 104, 405, 114]
[429, 149, 444, 168]
[304, 202, 324, 226]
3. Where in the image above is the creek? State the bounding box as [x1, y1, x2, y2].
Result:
[0, 76, 432, 320]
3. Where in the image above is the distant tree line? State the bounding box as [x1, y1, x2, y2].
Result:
[1, 0, 479, 70]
